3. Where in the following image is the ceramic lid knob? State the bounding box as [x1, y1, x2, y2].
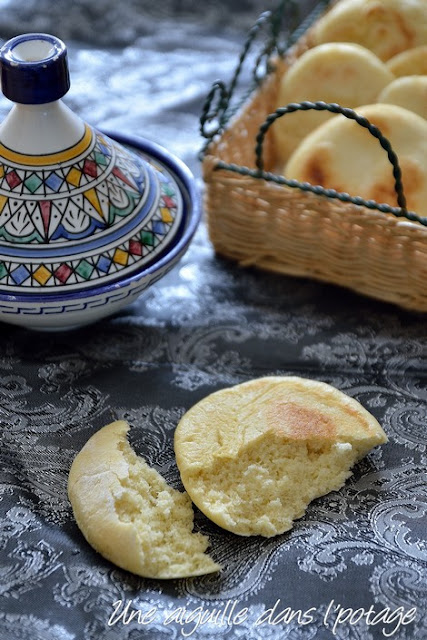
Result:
[0, 33, 70, 104]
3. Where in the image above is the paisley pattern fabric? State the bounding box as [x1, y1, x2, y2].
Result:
[0, 1, 426, 639]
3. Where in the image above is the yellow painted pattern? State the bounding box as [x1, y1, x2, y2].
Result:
[113, 249, 129, 266]
[33, 265, 52, 285]
[0, 125, 93, 166]
[0, 194, 7, 213]
[160, 207, 173, 223]
[84, 188, 104, 218]
[66, 168, 82, 187]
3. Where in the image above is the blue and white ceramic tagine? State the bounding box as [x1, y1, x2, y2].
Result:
[0, 33, 200, 330]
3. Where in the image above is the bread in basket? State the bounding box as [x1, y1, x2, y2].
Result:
[200, 0, 427, 312]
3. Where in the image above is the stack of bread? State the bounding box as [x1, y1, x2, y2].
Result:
[274, 0, 427, 216]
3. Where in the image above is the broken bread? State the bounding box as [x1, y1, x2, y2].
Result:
[174, 377, 387, 537]
[68, 420, 220, 579]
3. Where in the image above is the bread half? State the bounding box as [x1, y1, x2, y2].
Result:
[174, 377, 387, 537]
[68, 420, 220, 579]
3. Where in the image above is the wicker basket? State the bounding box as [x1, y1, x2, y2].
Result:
[201, 1, 427, 312]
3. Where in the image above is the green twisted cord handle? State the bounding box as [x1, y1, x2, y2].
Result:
[256, 100, 411, 217]
[200, 0, 302, 143]
[213, 101, 427, 226]
[199, 10, 271, 142]
[200, 1, 427, 226]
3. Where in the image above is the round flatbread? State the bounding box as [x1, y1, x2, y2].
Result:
[285, 103, 427, 217]
[387, 45, 427, 76]
[174, 376, 387, 537]
[378, 76, 427, 120]
[68, 420, 220, 578]
[310, 0, 427, 61]
[274, 42, 394, 163]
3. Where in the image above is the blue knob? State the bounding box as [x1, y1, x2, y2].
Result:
[0, 33, 70, 104]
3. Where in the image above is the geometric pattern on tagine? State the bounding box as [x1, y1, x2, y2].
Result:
[0, 176, 181, 289]
[0, 129, 147, 244]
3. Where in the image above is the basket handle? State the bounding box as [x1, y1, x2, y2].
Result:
[254, 100, 410, 217]
[200, 0, 302, 144]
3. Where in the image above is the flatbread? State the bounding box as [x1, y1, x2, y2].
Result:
[274, 42, 393, 163]
[387, 45, 427, 76]
[68, 420, 220, 578]
[310, 0, 427, 61]
[174, 376, 387, 537]
[285, 103, 427, 217]
[378, 76, 427, 120]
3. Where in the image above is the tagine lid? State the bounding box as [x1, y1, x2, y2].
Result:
[0, 33, 192, 294]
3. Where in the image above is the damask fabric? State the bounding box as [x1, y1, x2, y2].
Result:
[0, 1, 426, 639]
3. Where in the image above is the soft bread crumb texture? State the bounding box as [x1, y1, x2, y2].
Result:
[174, 377, 387, 537]
[68, 420, 220, 579]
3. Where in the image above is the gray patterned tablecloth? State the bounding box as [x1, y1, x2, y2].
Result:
[0, 2, 426, 639]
